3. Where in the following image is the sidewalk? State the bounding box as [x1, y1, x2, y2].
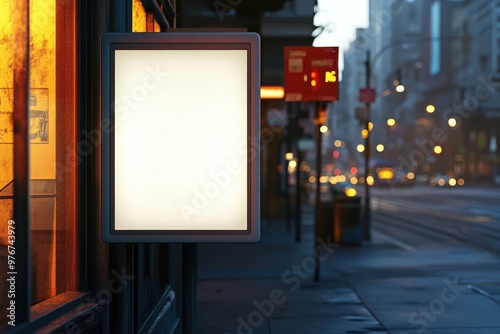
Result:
[197, 205, 500, 334]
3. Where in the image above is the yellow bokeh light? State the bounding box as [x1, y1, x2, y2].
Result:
[407, 172, 415, 180]
[334, 140, 342, 147]
[357, 144, 365, 153]
[387, 118, 396, 126]
[361, 129, 369, 139]
[338, 175, 347, 182]
[378, 169, 394, 180]
[320, 125, 328, 133]
[396, 84, 405, 93]
[320, 175, 329, 184]
[449, 178, 457, 187]
[350, 177, 358, 185]
[309, 176, 316, 183]
[311, 80, 317, 87]
[329, 176, 337, 184]
[366, 175, 374, 186]
[285, 152, 294, 160]
[345, 188, 357, 197]
[368, 122, 374, 131]
[426, 104, 435, 113]
[376, 144, 384, 152]
[448, 118, 457, 127]
[288, 160, 297, 169]
[434, 145, 442, 154]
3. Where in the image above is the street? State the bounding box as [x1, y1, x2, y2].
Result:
[369, 186, 500, 253]
[198, 185, 500, 333]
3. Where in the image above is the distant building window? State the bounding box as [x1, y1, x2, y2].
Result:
[429, 0, 441, 76]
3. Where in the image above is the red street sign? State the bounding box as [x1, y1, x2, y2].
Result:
[284, 46, 339, 102]
[359, 88, 375, 103]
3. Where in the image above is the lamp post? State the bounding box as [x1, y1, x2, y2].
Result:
[363, 50, 372, 241]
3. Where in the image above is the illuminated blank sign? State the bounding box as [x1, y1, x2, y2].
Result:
[101, 32, 260, 242]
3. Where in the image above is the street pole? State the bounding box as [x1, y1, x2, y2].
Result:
[314, 102, 323, 282]
[363, 50, 371, 241]
[285, 103, 292, 232]
[294, 106, 302, 242]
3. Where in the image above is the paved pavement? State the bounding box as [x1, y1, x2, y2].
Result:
[197, 205, 500, 334]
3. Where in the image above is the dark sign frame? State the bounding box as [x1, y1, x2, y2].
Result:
[101, 32, 260, 242]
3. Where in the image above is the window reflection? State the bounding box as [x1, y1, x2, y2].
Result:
[0, 0, 77, 318]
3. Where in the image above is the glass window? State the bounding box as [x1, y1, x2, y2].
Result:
[133, 0, 161, 32]
[0, 0, 77, 322]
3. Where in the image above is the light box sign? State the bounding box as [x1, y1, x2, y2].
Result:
[284, 46, 339, 102]
[101, 33, 260, 243]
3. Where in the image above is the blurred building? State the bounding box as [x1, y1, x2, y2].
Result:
[337, 28, 370, 173]
[361, 0, 500, 184]
[452, 0, 500, 184]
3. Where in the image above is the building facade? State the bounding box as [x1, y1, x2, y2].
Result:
[360, 0, 500, 184]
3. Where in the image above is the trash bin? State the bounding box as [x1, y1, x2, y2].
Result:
[318, 201, 334, 243]
[333, 195, 362, 245]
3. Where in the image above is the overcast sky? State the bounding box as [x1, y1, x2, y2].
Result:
[313, 0, 369, 77]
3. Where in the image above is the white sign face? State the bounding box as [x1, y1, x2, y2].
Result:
[102, 33, 260, 242]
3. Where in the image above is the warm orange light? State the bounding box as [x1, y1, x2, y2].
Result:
[260, 86, 285, 99]
[361, 129, 369, 139]
[311, 80, 317, 87]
